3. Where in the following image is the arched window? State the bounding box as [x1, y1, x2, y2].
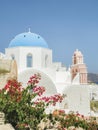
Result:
[74, 56, 77, 64]
[27, 53, 32, 67]
[45, 55, 48, 67]
[11, 54, 15, 60]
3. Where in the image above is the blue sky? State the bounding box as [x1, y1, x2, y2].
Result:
[0, 0, 98, 73]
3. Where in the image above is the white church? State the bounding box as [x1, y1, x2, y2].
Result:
[1, 30, 98, 116]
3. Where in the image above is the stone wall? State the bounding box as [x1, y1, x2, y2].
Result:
[0, 59, 17, 89]
[0, 113, 14, 130]
[0, 112, 5, 125]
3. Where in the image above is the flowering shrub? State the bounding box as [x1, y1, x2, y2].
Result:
[35, 94, 63, 106]
[0, 73, 63, 130]
[51, 110, 98, 130]
[0, 73, 98, 130]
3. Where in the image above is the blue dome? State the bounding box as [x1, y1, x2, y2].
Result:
[9, 32, 48, 48]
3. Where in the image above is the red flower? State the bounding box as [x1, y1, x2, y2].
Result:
[27, 73, 41, 86]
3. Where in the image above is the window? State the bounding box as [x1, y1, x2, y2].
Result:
[11, 54, 15, 60]
[45, 55, 48, 67]
[27, 54, 32, 67]
[74, 56, 76, 64]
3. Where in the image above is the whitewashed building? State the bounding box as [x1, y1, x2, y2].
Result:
[5, 30, 72, 94]
[1, 30, 97, 115]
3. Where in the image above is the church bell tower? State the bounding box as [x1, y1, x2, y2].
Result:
[71, 49, 88, 84]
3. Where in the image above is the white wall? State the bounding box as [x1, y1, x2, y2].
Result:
[56, 71, 71, 83]
[67, 85, 90, 116]
[5, 47, 52, 72]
